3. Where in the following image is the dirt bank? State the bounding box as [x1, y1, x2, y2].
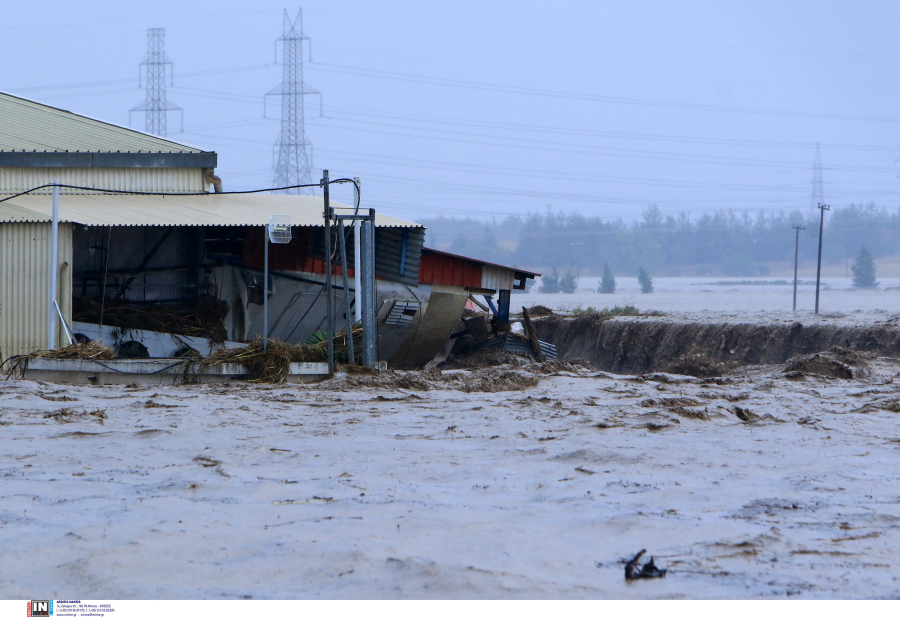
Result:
[533, 314, 900, 375]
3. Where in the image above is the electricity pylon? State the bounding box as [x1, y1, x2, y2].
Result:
[267, 9, 319, 194]
[130, 28, 182, 137]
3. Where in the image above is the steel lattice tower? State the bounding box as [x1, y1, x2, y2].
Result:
[267, 9, 319, 194]
[810, 143, 825, 214]
[130, 28, 182, 137]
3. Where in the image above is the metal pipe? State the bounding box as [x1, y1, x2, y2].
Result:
[337, 219, 355, 364]
[49, 185, 60, 349]
[353, 177, 362, 323]
[54, 300, 74, 345]
[322, 170, 334, 373]
[815, 204, 829, 315]
[263, 225, 268, 350]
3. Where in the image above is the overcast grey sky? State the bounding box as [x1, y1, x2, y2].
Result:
[2, 1, 899, 222]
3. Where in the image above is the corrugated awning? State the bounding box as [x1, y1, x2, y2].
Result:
[0, 192, 423, 228]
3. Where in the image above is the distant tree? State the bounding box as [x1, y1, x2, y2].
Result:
[638, 265, 653, 293]
[559, 268, 578, 294]
[851, 246, 878, 288]
[599, 260, 616, 294]
[540, 267, 560, 293]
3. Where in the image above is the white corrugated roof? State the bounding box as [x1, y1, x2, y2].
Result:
[0, 92, 208, 153]
[0, 192, 422, 228]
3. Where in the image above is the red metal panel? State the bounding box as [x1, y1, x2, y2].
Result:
[418, 251, 482, 288]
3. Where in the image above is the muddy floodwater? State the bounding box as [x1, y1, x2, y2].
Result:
[2, 340, 900, 598]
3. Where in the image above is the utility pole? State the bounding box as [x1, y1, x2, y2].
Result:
[792, 224, 805, 311]
[267, 9, 319, 194]
[814, 203, 830, 314]
[130, 28, 182, 136]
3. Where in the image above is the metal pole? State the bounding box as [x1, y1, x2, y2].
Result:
[360, 210, 377, 368]
[337, 219, 355, 364]
[792, 224, 805, 311]
[815, 204, 830, 315]
[49, 185, 60, 349]
[263, 225, 268, 350]
[322, 170, 334, 373]
[353, 177, 362, 323]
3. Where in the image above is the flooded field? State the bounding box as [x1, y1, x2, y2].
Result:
[515, 276, 900, 316]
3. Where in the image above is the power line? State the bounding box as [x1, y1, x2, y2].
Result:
[308, 117, 900, 173]
[307, 61, 900, 124]
[319, 104, 900, 154]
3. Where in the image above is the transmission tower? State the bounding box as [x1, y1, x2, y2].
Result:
[130, 28, 182, 137]
[810, 143, 825, 215]
[266, 9, 319, 195]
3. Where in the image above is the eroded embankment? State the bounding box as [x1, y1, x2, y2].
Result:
[533, 314, 900, 375]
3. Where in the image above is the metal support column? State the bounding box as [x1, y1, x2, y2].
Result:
[49, 185, 60, 349]
[337, 219, 355, 364]
[322, 170, 334, 373]
[353, 177, 362, 323]
[497, 289, 511, 323]
[360, 211, 377, 368]
[263, 225, 269, 350]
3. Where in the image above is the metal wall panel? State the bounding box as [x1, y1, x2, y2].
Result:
[417, 250, 483, 288]
[0, 167, 206, 194]
[0, 222, 73, 361]
[375, 227, 424, 286]
[481, 265, 515, 291]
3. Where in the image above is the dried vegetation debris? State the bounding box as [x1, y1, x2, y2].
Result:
[190, 328, 363, 384]
[6, 341, 116, 378]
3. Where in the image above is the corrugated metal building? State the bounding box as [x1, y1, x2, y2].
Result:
[0, 92, 425, 362]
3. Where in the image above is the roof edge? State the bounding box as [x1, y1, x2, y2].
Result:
[422, 247, 541, 277]
[0, 151, 217, 168]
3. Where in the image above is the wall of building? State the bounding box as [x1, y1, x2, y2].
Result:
[0, 222, 73, 361]
[0, 167, 206, 194]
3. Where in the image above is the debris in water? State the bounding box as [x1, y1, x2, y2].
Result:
[625, 549, 667, 580]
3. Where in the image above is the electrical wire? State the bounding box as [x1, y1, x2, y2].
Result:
[307, 61, 900, 125]
[0, 179, 359, 204]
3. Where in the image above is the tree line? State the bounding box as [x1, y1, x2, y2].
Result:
[421, 203, 900, 277]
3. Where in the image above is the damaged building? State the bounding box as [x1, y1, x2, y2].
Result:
[0, 92, 538, 372]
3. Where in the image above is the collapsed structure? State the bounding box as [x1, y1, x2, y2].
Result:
[0, 92, 538, 375]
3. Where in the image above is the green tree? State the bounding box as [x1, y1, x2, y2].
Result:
[638, 265, 653, 293]
[851, 246, 877, 288]
[540, 267, 560, 293]
[599, 260, 616, 294]
[560, 268, 578, 293]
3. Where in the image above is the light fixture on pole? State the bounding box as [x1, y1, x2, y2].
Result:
[264, 214, 292, 350]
